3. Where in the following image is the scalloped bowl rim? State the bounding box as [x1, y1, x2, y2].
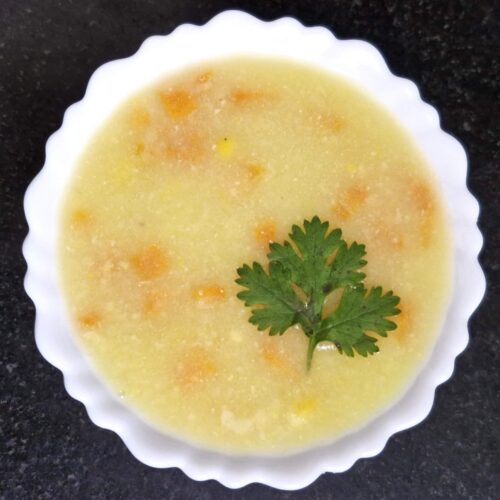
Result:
[22, 10, 485, 490]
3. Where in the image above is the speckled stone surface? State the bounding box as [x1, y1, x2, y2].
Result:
[0, 1, 498, 498]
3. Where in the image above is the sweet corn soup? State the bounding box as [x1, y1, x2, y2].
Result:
[59, 58, 452, 452]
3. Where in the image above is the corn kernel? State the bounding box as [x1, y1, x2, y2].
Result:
[293, 398, 316, 417]
[133, 142, 145, 156]
[216, 137, 234, 159]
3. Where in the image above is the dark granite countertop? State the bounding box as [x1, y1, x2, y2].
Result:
[1, 1, 498, 498]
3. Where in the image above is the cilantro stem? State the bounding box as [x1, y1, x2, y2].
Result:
[306, 335, 318, 370]
[296, 302, 319, 337]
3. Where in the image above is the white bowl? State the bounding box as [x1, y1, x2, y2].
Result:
[23, 10, 485, 490]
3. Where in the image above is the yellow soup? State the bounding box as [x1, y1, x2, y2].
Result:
[59, 58, 452, 452]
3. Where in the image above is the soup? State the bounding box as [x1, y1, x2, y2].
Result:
[59, 58, 452, 452]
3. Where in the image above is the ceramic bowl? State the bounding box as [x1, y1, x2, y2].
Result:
[23, 10, 485, 489]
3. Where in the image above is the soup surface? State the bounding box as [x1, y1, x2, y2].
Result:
[59, 58, 452, 452]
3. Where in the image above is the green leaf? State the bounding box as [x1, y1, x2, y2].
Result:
[315, 286, 400, 357]
[268, 216, 343, 315]
[287, 217, 343, 295]
[236, 262, 303, 335]
[235, 216, 401, 369]
[352, 334, 379, 357]
[327, 241, 367, 291]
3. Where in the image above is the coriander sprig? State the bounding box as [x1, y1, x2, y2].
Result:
[236, 216, 400, 370]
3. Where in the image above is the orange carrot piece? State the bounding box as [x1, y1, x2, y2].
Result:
[411, 181, 434, 211]
[346, 185, 368, 207]
[260, 344, 288, 370]
[159, 89, 197, 120]
[142, 289, 168, 315]
[165, 130, 204, 162]
[130, 245, 168, 280]
[331, 185, 368, 222]
[77, 311, 101, 329]
[175, 347, 216, 389]
[130, 108, 151, 129]
[192, 285, 226, 300]
[374, 222, 405, 251]
[196, 71, 212, 84]
[254, 221, 276, 247]
[320, 114, 346, 134]
[259, 338, 300, 379]
[70, 208, 93, 227]
[133, 142, 145, 156]
[419, 216, 434, 248]
[331, 202, 351, 222]
[410, 181, 435, 248]
[229, 88, 270, 104]
[246, 164, 264, 180]
[394, 302, 411, 342]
